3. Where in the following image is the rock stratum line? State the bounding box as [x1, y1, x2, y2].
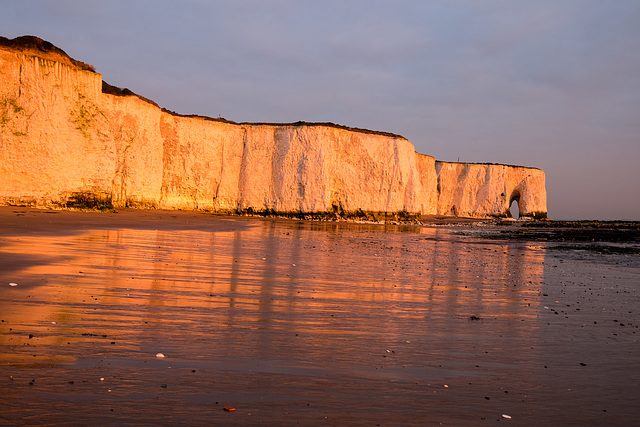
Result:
[0, 36, 547, 219]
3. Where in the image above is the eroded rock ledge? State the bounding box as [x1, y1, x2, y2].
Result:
[0, 36, 547, 219]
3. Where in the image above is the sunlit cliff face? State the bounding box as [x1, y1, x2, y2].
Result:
[0, 219, 545, 368]
[0, 44, 547, 218]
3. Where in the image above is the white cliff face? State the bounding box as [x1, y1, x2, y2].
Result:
[236, 125, 434, 214]
[436, 162, 547, 218]
[0, 44, 547, 218]
[102, 94, 164, 207]
[0, 49, 112, 205]
[158, 113, 245, 211]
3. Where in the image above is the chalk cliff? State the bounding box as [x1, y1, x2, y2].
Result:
[0, 36, 546, 219]
[436, 162, 547, 219]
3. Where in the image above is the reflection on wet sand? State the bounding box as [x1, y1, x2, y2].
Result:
[3, 216, 635, 425]
[1, 222, 545, 366]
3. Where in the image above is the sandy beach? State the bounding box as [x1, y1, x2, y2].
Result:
[1, 207, 639, 426]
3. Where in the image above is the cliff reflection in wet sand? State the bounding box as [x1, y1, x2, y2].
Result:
[1, 214, 638, 425]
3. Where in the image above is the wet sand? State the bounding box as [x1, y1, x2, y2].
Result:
[1, 207, 639, 426]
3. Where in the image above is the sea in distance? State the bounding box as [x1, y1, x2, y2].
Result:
[0, 207, 639, 426]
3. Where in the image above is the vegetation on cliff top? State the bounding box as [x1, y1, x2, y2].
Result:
[102, 81, 160, 108]
[160, 106, 408, 139]
[0, 35, 96, 72]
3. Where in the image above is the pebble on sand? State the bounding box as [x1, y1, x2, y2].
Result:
[156, 353, 166, 358]
[9, 283, 18, 287]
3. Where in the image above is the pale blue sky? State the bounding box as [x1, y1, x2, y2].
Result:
[2, 0, 639, 219]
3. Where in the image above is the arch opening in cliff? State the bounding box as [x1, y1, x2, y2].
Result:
[509, 191, 521, 219]
[509, 199, 520, 219]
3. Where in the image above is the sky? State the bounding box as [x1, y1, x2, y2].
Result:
[2, 0, 639, 220]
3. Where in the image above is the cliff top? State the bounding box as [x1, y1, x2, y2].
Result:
[159, 107, 408, 139]
[103, 82, 408, 139]
[2, 35, 407, 140]
[103, 84, 407, 140]
[0, 35, 96, 72]
[436, 160, 542, 171]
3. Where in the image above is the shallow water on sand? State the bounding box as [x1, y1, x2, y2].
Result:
[1, 216, 638, 425]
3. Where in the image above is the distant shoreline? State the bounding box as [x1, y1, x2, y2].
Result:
[1, 206, 637, 239]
